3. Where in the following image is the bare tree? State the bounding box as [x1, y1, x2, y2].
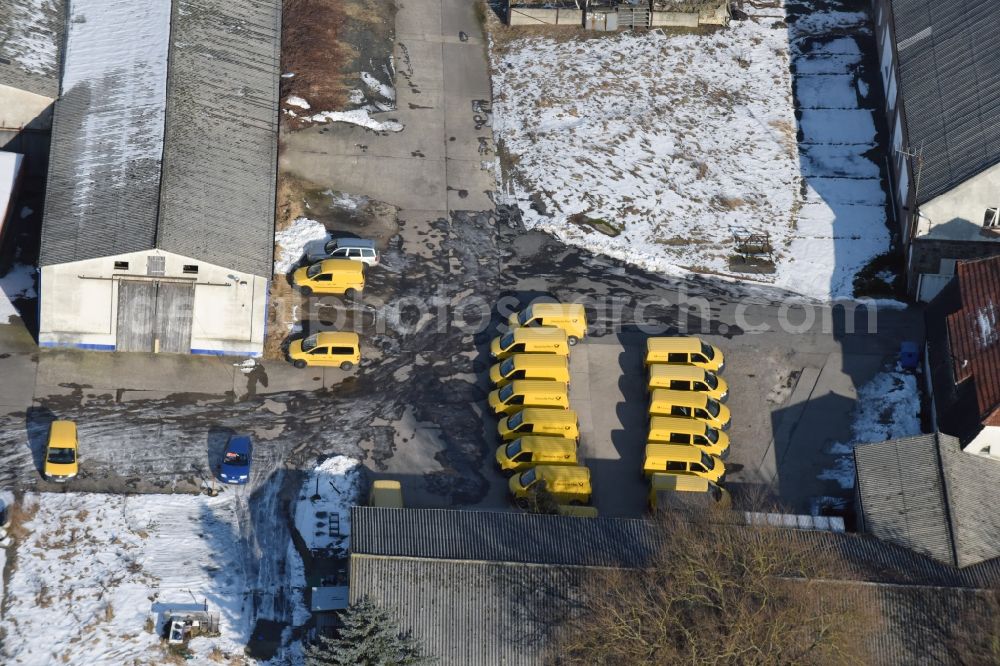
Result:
[547, 508, 878, 666]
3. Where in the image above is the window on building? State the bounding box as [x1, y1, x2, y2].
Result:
[182, 264, 199, 274]
[113, 261, 129, 271]
[984, 208, 1000, 229]
[147, 256, 166, 276]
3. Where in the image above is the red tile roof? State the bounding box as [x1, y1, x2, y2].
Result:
[946, 256, 1000, 424]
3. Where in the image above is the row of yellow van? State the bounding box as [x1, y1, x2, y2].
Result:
[488, 304, 595, 513]
[286, 259, 367, 368]
[642, 337, 731, 511]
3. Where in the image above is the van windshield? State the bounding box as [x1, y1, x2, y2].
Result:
[507, 411, 524, 429]
[706, 399, 721, 418]
[505, 440, 523, 458]
[498, 384, 515, 402]
[47, 447, 76, 464]
[517, 306, 533, 325]
[306, 263, 323, 279]
[704, 427, 718, 444]
[701, 343, 715, 360]
[704, 372, 718, 390]
[301, 334, 319, 352]
[500, 332, 515, 349]
[499, 358, 516, 376]
[519, 467, 537, 487]
[701, 453, 715, 470]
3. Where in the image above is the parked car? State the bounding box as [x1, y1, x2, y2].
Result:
[288, 332, 361, 369]
[306, 238, 380, 266]
[44, 420, 79, 482]
[220, 435, 252, 485]
[293, 259, 365, 296]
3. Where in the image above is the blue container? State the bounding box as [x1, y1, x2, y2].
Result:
[899, 341, 919, 370]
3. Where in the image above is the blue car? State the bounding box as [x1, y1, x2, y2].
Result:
[220, 435, 252, 485]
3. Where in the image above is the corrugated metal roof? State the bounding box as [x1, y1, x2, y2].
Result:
[351, 507, 659, 567]
[349, 555, 997, 666]
[854, 434, 957, 565]
[0, 0, 63, 98]
[40, 0, 171, 267]
[39, 0, 279, 276]
[350, 556, 576, 666]
[155, 0, 279, 277]
[889, 0, 1000, 203]
[938, 438, 1000, 567]
[855, 432, 1000, 568]
[945, 257, 1000, 421]
[352, 507, 1000, 586]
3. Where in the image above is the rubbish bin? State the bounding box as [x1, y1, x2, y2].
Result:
[899, 341, 919, 370]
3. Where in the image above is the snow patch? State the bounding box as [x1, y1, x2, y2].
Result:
[490, 1, 890, 301]
[293, 456, 362, 555]
[1, 492, 253, 664]
[274, 217, 329, 274]
[309, 109, 403, 132]
[818, 369, 922, 489]
[361, 71, 395, 102]
[285, 95, 311, 110]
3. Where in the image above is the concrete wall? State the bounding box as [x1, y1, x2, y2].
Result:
[650, 11, 699, 27]
[508, 5, 726, 27]
[0, 85, 54, 130]
[39, 249, 267, 355]
[508, 7, 581, 26]
[916, 161, 1000, 242]
[908, 237, 1000, 296]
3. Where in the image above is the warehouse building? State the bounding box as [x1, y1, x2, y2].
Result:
[37, 0, 280, 355]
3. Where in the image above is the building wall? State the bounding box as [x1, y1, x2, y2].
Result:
[0, 85, 53, 130]
[915, 161, 1000, 241]
[908, 237, 1000, 278]
[39, 249, 267, 355]
[871, 0, 916, 246]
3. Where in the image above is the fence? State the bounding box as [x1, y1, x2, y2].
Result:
[507, 3, 728, 28]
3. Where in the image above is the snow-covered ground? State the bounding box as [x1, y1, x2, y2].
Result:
[818, 368, 922, 489]
[0, 263, 37, 324]
[293, 456, 362, 556]
[1, 492, 256, 664]
[274, 217, 329, 274]
[490, 3, 890, 301]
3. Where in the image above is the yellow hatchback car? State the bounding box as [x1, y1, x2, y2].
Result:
[293, 259, 365, 296]
[44, 420, 79, 482]
[288, 332, 361, 369]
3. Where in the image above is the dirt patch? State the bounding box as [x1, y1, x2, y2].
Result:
[281, 0, 397, 128]
[282, 0, 353, 114]
[567, 213, 622, 237]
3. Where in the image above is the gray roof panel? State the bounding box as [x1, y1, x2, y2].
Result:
[351, 507, 659, 567]
[854, 432, 1000, 568]
[854, 434, 956, 564]
[155, 0, 279, 277]
[890, 0, 1000, 203]
[0, 0, 63, 98]
[350, 555, 998, 666]
[40, 0, 171, 267]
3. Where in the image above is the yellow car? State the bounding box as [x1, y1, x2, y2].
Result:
[44, 420, 79, 482]
[288, 332, 361, 369]
[292, 259, 365, 296]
